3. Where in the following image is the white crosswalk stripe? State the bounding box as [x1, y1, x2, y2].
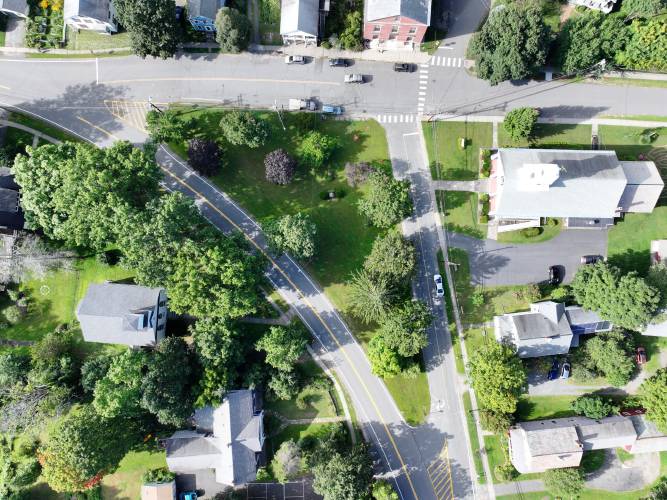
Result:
[429, 56, 464, 68]
[375, 114, 417, 124]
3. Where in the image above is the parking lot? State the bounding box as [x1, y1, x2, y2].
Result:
[246, 480, 321, 500]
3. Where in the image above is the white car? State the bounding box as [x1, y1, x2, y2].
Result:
[285, 55, 306, 64]
[433, 274, 445, 298]
[343, 73, 364, 84]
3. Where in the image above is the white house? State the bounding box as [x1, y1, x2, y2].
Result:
[280, 0, 318, 45]
[64, 0, 118, 34]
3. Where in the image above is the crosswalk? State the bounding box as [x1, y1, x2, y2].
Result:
[376, 114, 419, 124]
[430, 55, 464, 68]
[104, 100, 150, 133]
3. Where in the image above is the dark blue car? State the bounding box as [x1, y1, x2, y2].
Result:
[548, 357, 560, 380]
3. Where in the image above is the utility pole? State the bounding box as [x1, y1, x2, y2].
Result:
[148, 96, 163, 114]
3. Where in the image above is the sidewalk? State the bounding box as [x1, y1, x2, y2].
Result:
[493, 480, 545, 497]
[279, 43, 431, 64]
[428, 114, 667, 129]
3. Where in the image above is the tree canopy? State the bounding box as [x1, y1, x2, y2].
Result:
[622, 0, 667, 17]
[469, 2, 549, 85]
[358, 171, 412, 229]
[215, 7, 252, 53]
[264, 213, 317, 260]
[364, 231, 415, 288]
[13, 142, 160, 250]
[188, 138, 223, 177]
[543, 467, 584, 499]
[265, 149, 297, 185]
[296, 131, 340, 170]
[93, 350, 146, 419]
[379, 300, 431, 357]
[219, 111, 268, 148]
[256, 323, 310, 372]
[571, 261, 660, 330]
[113, 0, 179, 59]
[146, 109, 189, 143]
[271, 440, 301, 483]
[372, 480, 400, 500]
[617, 19, 667, 72]
[503, 107, 540, 141]
[348, 269, 396, 324]
[468, 341, 526, 415]
[641, 368, 667, 433]
[584, 330, 636, 386]
[367, 335, 403, 378]
[571, 394, 617, 419]
[312, 443, 374, 500]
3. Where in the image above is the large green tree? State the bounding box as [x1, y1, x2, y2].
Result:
[0, 351, 30, 388]
[372, 480, 399, 500]
[256, 323, 310, 372]
[215, 7, 251, 53]
[264, 213, 317, 260]
[296, 131, 340, 170]
[503, 107, 540, 141]
[113, 0, 179, 58]
[585, 330, 636, 387]
[367, 335, 403, 378]
[469, 2, 549, 85]
[39, 405, 140, 492]
[219, 111, 268, 148]
[358, 171, 412, 229]
[622, 0, 667, 17]
[0, 436, 41, 498]
[571, 261, 660, 330]
[641, 368, 667, 433]
[14, 142, 160, 250]
[29, 328, 80, 388]
[617, 19, 667, 71]
[93, 350, 147, 419]
[364, 231, 415, 288]
[571, 394, 617, 419]
[468, 341, 526, 415]
[312, 443, 373, 500]
[379, 300, 431, 357]
[347, 269, 396, 324]
[543, 468, 584, 499]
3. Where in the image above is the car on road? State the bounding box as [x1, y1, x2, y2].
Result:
[548, 265, 562, 286]
[344, 73, 364, 84]
[329, 58, 350, 67]
[433, 274, 445, 298]
[560, 360, 571, 379]
[322, 105, 343, 115]
[636, 346, 647, 365]
[581, 255, 603, 265]
[393, 63, 414, 72]
[548, 357, 560, 380]
[285, 55, 306, 64]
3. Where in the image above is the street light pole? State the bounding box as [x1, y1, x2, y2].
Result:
[148, 96, 163, 114]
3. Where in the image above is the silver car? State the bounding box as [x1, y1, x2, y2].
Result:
[433, 274, 445, 297]
[344, 73, 364, 83]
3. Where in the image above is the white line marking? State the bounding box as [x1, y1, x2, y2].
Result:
[419, 91, 426, 96]
[403, 132, 419, 136]
[446, 58, 451, 67]
[400, 115, 404, 123]
[0, 58, 94, 63]
[95, 58, 99, 85]
[420, 69, 429, 74]
[420, 63, 429, 67]
[458, 58, 463, 67]
[418, 97, 426, 101]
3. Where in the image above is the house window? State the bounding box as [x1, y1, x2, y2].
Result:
[408, 27, 417, 34]
[389, 34, 396, 40]
[406, 36, 413, 42]
[390, 25, 399, 33]
[373, 24, 380, 32]
[372, 34, 379, 39]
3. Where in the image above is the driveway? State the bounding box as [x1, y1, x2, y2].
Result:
[586, 449, 660, 492]
[448, 229, 609, 287]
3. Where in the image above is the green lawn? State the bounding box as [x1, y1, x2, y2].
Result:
[101, 449, 167, 500]
[266, 422, 340, 464]
[516, 395, 577, 421]
[9, 112, 81, 143]
[463, 392, 487, 484]
[498, 123, 592, 149]
[600, 77, 667, 89]
[437, 191, 486, 239]
[616, 447, 635, 463]
[496, 220, 562, 244]
[0, 13, 7, 47]
[168, 108, 430, 425]
[422, 121, 492, 180]
[437, 249, 465, 374]
[384, 369, 431, 426]
[600, 125, 667, 162]
[26, 50, 133, 59]
[0, 257, 133, 343]
[66, 27, 131, 50]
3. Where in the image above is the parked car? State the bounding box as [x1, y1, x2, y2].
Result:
[636, 346, 647, 365]
[322, 105, 343, 115]
[433, 274, 445, 298]
[393, 63, 413, 72]
[180, 493, 197, 500]
[560, 360, 571, 379]
[548, 266, 562, 286]
[592, 134, 599, 150]
[329, 58, 350, 67]
[548, 357, 560, 380]
[285, 55, 306, 64]
[288, 98, 317, 111]
[581, 255, 603, 264]
[344, 73, 364, 83]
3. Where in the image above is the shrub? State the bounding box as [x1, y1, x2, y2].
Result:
[188, 139, 223, 176]
[503, 107, 540, 141]
[6, 288, 20, 302]
[551, 286, 570, 301]
[255, 467, 272, 481]
[296, 131, 339, 169]
[546, 217, 559, 226]
[521, 227, 542, 238]
[344, 162, 374, 187]
[319, 191, 331, 200]
[265, 149, 296, 185]
[142, 467, 175, 484]
[571, 394, 617, 419]
[219, 111, 268, 148]
[543, 467, 584, 499]
[480, 410, 513, 433]
[214, 7, 251, 53]
[479, 214, 489, 223]
[320, 40, 331, 49]
[3, 305, 23, 324]
[494, 463, 518, 482]
[479, 193, 490, 203]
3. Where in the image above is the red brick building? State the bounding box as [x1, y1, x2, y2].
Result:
[363, 0, 432, 50]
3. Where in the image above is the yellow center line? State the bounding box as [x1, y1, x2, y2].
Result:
[100, 76, 341, 86]
[75, 117, 421, 499]
[76, 116, 120, 140]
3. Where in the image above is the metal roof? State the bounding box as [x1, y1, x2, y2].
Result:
[64, 0, 110, 21]
[280, 0, 319, 37]
[364, 0, 431, 25]
[187, 0, 226, 20]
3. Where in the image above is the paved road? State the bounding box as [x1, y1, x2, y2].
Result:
[448, 229, 609, 287]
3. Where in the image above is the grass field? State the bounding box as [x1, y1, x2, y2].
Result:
[384, 369, 431, 426]
[66, 28, 131, 50]
[483, 434, 542, 483]
[516, 395, 577, 421]
[0, 257, 133, 342]
[422, 121, 493, 180]
[437, 250, 465, 374]
[101, 449, 167, 499]
[437, 191, 486, 239]
[599, 77, 667, 89]
[498, 123, 592, 149]
[463, 392, 487, 484]
[266, 422, 340, 466]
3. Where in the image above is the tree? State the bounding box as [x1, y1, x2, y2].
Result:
[617, 19, 667, 72]
[3, 305, 23, 324]
[256, 323, 310, 372]
[571, 261, 660, 330]
[571, 394, 617, 419]
[215, 7, 251, 53]
[347, 269, 396, 324]
[268, 369, 300, 400]
[364, 231, 415, 288]
[0, 351, 30, 388]
[468, 2, 549, 85]
[141, 467, 175, 484]
[39, 405, 140, 492]
[622, 0, 667, 17]
[296, 131, 340, 170]
[379, 300, 431, 357]
[167, 235, 262, 319]
[543, 467, 584, 499]
[190, 319, 244, 407]
[479, 410, 513, 434]
[80, 356, 111, 394]
[264, 213, 317, 259]
[29, 328, 80, 388]
[641, 368, 667, 433]
[13, 142, 160, 250]
[357, 171, 412, 229]
[146, 110, 188, 143]
[558, 12, 630, 74]
[503, 107, 540, 141]
[271, 440, 301, 483]
[372, 480, 399, 500]
[113, 0, 179, 59]
[141, 337, 197, 426]
[585, 330, 635, 387]
[265, 149, 297, 185]
[339, 11, 363, 51]
[367, 335, 403, 378]
[312, 443, 373, 500]
[93, 350, 146, 419]
[468, 341, 526, 415]
[188, 139, 223, 177]
[647, 263, 667, 308]
[644, 476, 667, 500]
[0, 436, 41, 498]
[219, 111, 268, 148]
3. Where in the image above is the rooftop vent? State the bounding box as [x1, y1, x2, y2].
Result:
[517, 163, 560, 192]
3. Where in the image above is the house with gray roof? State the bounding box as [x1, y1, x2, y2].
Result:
[488, 149, 663, 234]
[280, 0, 318, 44]
[363, 0, 432, 49]
[0, 167, 25, 233]
[0, 0, 29, 18]
[494, 301, 612, 358]
[187, 0, 226, 32]
[165, 390, 264, 486]
[64, 0, 117, 34]
[76, 283, 167, 347]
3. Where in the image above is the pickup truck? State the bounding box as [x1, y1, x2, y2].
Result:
[288, 99, 317, 111]
[322, 105, 343, 115]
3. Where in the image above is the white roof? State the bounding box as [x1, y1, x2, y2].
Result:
[618, 161, 664, 213]
[364, 0, 431, 24]
[280, 0, 319, 37]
